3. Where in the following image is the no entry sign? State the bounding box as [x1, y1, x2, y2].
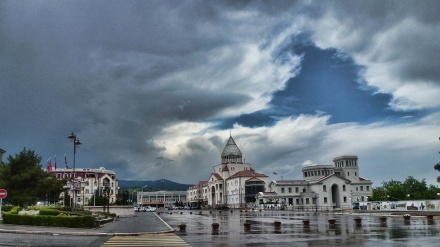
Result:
[0, 189, 7, 199]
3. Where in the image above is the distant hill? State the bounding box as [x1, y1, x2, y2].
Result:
[118, 179, 193, 191]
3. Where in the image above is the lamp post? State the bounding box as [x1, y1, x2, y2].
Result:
[102, 186, 110, 212]
[131, 190, 137, 206]
[312, 193, 319, 213]
[68, 132, 82, 214]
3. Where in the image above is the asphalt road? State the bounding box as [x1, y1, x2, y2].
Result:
[0, 211, 170, 247]
[0, 232, 111, 247]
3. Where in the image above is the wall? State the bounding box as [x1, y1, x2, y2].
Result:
[355, 200, 440, 211]
[84, 205, 134, 217]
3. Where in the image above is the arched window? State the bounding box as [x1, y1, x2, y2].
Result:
[323, 185, 327, 192]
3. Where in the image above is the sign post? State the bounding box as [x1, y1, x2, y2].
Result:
[0, 189, 7, 220]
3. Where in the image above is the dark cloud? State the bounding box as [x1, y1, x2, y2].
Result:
[1, 0, 439, 186]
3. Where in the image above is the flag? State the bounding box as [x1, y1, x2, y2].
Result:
[46, 158, 52, 173]
[64, 154, 69, 169]
[54, 155, 57, 170]
[273, 172, 278, 175]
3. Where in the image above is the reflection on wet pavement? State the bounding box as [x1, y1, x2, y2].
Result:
[159, 210, 440, 246]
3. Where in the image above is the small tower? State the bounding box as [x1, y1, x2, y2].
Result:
[333, 155, 359, 181]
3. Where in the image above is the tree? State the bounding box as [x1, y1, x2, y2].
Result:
[370, 176, 438, 201]
[0, 148, 64, 206]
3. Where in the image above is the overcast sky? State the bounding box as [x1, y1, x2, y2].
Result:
[1, 0, 440, 186]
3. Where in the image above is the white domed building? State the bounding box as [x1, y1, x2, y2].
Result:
[187, 135, 269, 209]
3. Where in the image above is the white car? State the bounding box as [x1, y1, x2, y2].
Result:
[145, 206, 156, 212]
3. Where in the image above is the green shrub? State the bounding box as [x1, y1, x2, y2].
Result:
[2, 213, 96, 228]
[10, 206, 21, 214]
[39, 209, 64, 216]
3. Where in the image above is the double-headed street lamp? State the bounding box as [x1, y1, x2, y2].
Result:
[68, 132, 82, 214]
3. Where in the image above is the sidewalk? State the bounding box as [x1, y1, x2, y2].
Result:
[0, 212, 174, 236]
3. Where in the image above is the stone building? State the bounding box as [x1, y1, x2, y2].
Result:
[50, 167, 118, 207]
[257, 155, 373, 210]
[187, 135, 269, 208]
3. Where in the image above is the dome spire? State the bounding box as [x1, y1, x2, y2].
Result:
[221, 134, 243, 164]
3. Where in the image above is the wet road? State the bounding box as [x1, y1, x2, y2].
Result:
[159, 210, 440, 246]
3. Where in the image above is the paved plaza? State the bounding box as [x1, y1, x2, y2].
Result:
[160, 209, 440, 247]
[1, 209, 440, 246]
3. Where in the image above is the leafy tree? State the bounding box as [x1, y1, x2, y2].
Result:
[370, 176, 439, 201]
[0, 148, 64, 206]
[88, 189, 107, 206]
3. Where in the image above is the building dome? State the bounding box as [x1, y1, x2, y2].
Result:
[221, 136, 243, 164]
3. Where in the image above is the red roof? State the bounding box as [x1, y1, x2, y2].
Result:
[212, 173, 223, 180]
[228, 170, 267, 179]
[222, 165, 229, 171]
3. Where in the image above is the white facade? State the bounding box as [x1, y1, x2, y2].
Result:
[187, 136, 269, 209]
[50, 167, 118, 207]
[258, 155, 373, 210]
[138, 191, 187, 208]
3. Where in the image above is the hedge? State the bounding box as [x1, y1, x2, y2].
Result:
[2, 213, 96, 228]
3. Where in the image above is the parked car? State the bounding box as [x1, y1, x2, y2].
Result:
[145, 206, 156, 212]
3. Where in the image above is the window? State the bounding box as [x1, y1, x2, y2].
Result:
[366, 186, 370, 191]
[288, 188, 292, 193]
[306, 198, 309, 204]
[343, 197, 347, 203]
[360, 186, 363, 191]
[323, 185, 327, 192]
[296, 199, 300, 204]
[295, 187, 299, 193]
[343, 185, 346, 191]
[324, 197, 328, 203]
[304, 172, 307, 177]
[356, 187, 358, 191]
[347, 172, 350, 176]
[355, 172, 357, 176]
[281, 188, 285, 193]
[302, 188, 306, 192]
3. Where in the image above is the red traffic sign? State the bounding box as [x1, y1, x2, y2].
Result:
[0, 189, 7, 199]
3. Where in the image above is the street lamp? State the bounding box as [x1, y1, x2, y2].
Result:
[131, 190, 137, 206]
[68, 132, 81, 214]
[312, 193, 319, 213]
[102, 186, 110, 212]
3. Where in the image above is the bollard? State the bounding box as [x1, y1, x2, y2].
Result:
[212, 223, 220, 231]
[355, 217, 362, 226]
[179, 223, 186, 231]
[328, 218, 336, 226]
[243, 221, 251, 230]
[302, 219, 310, 227]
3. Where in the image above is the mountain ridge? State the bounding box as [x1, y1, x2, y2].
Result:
[118, 179, 193, 191]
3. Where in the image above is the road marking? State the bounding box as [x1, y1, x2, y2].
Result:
[101, 233, 190, 246]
